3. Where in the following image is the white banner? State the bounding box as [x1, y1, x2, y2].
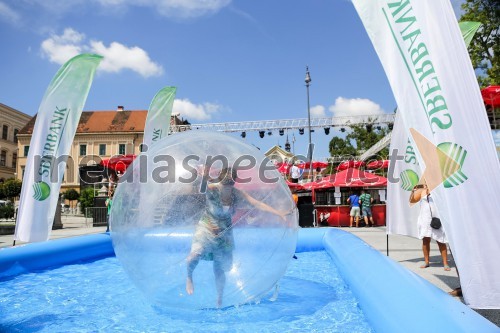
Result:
[353, 0, 500, 308]
[386, 112, 420, 238]
[143, 86, 176, 149]
[15, 54, 102, 243]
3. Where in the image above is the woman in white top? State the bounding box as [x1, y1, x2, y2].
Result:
[409, 183, 451, 271]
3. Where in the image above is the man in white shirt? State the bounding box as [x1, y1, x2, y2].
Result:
[290, 161, 301, 183]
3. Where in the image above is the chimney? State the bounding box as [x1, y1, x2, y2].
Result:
[117, 105, 124, 111]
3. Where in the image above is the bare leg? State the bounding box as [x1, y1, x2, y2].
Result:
[420, 237, 431, 268]
[349, 216, 353, 228]
[355, 216, 359, 227]
[437, 241, 450, 270]
[213, 260, 226, 308]
[186, 253, 201, 295]
[364, 215, 369, 227]
[369, 216, 375, 226]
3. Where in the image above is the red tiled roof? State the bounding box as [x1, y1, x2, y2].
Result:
[19, 110, 148, 135]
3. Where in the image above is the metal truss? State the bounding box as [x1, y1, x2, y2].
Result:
[170, 114, 395, 133]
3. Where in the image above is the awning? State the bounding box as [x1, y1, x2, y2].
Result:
[336, 160, 365, 171]
[366, 160, 389, 170]
[481, 86, 500, 107]
[300, 168, 387, 190]
[100, 154, 136, 173]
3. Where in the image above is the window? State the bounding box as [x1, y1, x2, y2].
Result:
[118, 144, 126, 155]
[2, 125, 7, 140]
[13, 129, 19, 143]
[0, 151, 6, 166]
[12, 153, 17, 169]
[21, 167, 25, 179]
[80, 144, 87, 156]
[99, 144, 106, 156]
[24, 145, 29, 157]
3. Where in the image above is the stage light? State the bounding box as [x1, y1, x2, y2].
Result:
[366, 124, 373, 132]
[299, 128, 304, 135]
[241, 131, 246, 138]
[279, 129, 284, 136]
[324, 127, 330, 135]
[259, 131, 265, 138]
[340, 127, 346, 133]
[388, 123, 394, 130]
[267, 131, 272, 136]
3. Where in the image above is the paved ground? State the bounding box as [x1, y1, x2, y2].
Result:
[1, 218, 498, 327]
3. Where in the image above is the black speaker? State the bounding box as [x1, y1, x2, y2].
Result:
[298, 203, 315, 227]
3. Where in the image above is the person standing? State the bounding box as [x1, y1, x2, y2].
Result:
[105, 190, 114, 232]
[186, 168, 292, 308]
[359, 189, 375, 227]
[290, 161, 301, 183]
[347, 191, 360, 228]
[409, 183, 451, 271]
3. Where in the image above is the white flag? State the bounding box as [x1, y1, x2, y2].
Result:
[353, 0, 500, 308]
[143, 86, 176, 149]
[386, 112, 420, 237]
[15, 54, 102, 243]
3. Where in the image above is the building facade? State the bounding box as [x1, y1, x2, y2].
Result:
[16, 107, 189, 192]
[0, 103, 31, 181]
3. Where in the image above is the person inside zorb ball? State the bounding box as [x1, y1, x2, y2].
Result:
[110, 131, 299, 309]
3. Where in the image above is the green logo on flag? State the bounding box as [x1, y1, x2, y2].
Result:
[33, 181, 51, 201]
[400, 169, 420, 191]
[437, 142, 468, 188]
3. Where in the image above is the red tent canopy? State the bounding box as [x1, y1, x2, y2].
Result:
[481, 86, 500, 107]
[275, 162, 291, 174]
[298, 161, 329, 170]
[301, 168, 387, 190]
[100, 154, 136, 173]
[366, 160, 389, 170]
[336, 160, 365, 171]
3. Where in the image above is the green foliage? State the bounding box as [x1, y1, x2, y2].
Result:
[460, 0, 499, 86]
[0, 203, 15, 219]
[64, 188, 80, 201]
[1, 179, 22, 201]
[328, 123, 389, 162]
[328, 136, 357, 158]
[79, 187, 95, 214]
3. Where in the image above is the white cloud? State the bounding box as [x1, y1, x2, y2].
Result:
[40, 28, 84, 64]
[0, 2, 20, 24]
[173, 99, 223, 121]
[96, 0, 231, 19]
[328, 97, 385, 117]
[90, 41, 163, 77]
[310, 105, 326, 118]
[40, 28, 163, 77]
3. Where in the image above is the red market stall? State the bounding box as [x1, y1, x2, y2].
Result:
[307, 168, 388, 227]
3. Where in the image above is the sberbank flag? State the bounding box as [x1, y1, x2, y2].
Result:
[15, 54, 102, 243]
[387, 22, 481, 239]
[352, 0, 500, 309]
[143, 86, 177, 149]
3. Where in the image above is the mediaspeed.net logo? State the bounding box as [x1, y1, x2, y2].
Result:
[32, 181, 51, 201]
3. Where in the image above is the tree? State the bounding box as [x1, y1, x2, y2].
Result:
[328, 136, 357, 158]
[329, 124, 389, 161]
[79, 187, 96, 215]
[460, 0, 499, 86]
[2, 179, 22, 202]
[346, 124, 389, 157]
[64, 189, 80, 209]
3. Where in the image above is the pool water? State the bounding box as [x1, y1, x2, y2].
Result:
[0, 251, 373, 333]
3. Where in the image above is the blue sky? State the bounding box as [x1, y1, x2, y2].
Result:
[0, 0, 465, 158]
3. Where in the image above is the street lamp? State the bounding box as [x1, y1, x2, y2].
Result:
[305, 66, 313, 180]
